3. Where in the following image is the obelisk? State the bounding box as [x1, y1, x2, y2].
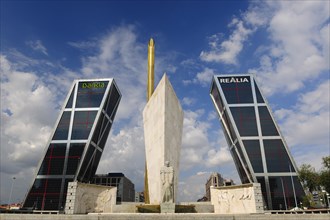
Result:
[143, 38, 183, 204]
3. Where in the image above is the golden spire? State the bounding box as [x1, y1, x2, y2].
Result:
[147, 38, 155, 101]
[144, 38, 155, 204]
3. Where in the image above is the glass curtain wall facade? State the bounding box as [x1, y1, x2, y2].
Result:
[210, 74, 305, 210]
[22, 79, 121, 211]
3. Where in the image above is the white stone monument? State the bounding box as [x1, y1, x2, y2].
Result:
[161, 161, 174, 203]
[160, 161, 175, 213]
[143, 73, 184, 205]
[210, 183, 264, 214]
[65, 181, 117, 214]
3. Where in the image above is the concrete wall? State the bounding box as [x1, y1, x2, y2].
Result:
[211, 183, 264, 214]
[179, 202, 214, 213]
[65, 181, 116, 214]
[143, 74, 184, 204]
[1, 213, 330, 220]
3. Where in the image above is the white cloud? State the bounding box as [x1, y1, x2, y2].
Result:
[207, 111, 217, 121]
[67, 40, 97, 50]
[182, 97, 196, 106]
[181, 109, 211, 170]
[97, 123, 146, 191]
[26, 40, 48, 55]
[206, 147, 232, 168]
[199, 2, 271, 65]
[178, 172, 210, 201]
[250, 1, 329, 95]
[200, 19, 254, 65]
[275, 80, 330, 148]
[0, 55, 60, 203]
[200, 1, 329, 96]
[273, 80, 330, 170]
[194, 68, 216, 87]
[183, 67, 217, 87]
[80, 26, 149, 122]
[0, 56, 58, 165]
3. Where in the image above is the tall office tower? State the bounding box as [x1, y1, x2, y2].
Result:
[22, 79, 121, 211]
[210, 74, 305, 210]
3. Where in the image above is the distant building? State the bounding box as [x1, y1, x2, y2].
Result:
[22, 79, 121, 211]
[91, 173, 135, 203]
[224, 178, 234, 186]
[205, 172, 234, 201]
[135, 192, 144, 202]
[210, 74, 305, 210]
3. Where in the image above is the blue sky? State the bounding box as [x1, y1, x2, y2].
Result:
[1, 1, 329, 204]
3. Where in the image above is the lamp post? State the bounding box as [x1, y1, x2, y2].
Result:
[8, 177, 16, 208]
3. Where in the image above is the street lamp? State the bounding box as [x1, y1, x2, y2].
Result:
[8, 177, 16, 208]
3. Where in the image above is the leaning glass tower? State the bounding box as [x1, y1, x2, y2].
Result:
[210, 74, 305, 210]
[22, 78, 121, 211]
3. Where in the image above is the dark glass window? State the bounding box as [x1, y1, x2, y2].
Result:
[77, 146, 102, 182]
[105, 84, 121, 118]
[243, 140, 264, 173]
[88, 151, 102, 180]
[77, 145, 95, 182]
[254, 81, 264, 103]
[65, 86, 75, 108]
[264, 139, 294, 172]
[38, 144, 67, 175]
[210, 81, 224, 113]
[43, 179, 62, 210]
[218, 76, 253, 104]
[71, 111, 97, 140]
[230, 107, 258, 136]
[222, 110, 237, 142]
[66, 143, 86, 175]
[23, 193, 43, 209]
[231, 148, 250, 184]
[98, 121, 112, 149]
[76, 81, 108, 108]
[26, 178, 62, 210]
[91, 112, 106, 144]
[235, 142, 253, 182]
[259, 106, 279, 136]
[269, 176, 304, 210]
[52, 112, 71, 140]
[235, 142, 248, 171]
[102, 177, 107, 185]
[110, 100, 120, 122]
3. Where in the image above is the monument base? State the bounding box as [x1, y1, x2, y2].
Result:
[210, 183, 264, 214]
[161, 203, 175, 213]
[65, 181, 116, 214]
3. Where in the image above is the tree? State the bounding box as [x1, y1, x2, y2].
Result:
[298, 164, 320, 193]
[320, 156, 330, 193]
[321, 156, 330, 169]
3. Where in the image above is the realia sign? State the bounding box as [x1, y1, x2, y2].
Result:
[219, 77, 249, 83]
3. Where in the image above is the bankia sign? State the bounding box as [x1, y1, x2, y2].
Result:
[81, 81, 106, 89]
